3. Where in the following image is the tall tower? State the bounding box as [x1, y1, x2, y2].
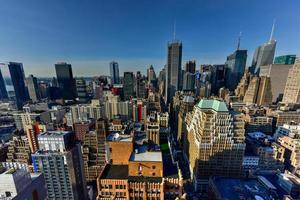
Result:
[282, 59, 300, 104]
[26, 74, 40, 102]
[0, 69, 8, 100]
[110, 61, 120, 84]
[251, 21, 277, 74]
[123, 72, 134, 100]
[165, 41, 182, 104]
[186, 99, 245, 191]
[225, 35, 247, 91]
[55, 62, 77, 100]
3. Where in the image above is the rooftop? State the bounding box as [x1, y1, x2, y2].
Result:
[107, 132, 133, 142]
[130, 150, 162, 162]
[211, 175, 290, 200]
[39, 130, 72, 138]
[100, 165, 128, 179]
[197, 99, 228, 112]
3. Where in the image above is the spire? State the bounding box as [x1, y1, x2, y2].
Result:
[237, 32, 242, 50]
[269, 19, 276, 42]
[173, 20, 176, 40]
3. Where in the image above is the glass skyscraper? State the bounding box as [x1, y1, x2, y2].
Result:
[110, 61, 120, 84]
[0, 62, 28, 109]
[55, 62, 77, 100]
[165, 40, 182, 104]
[225, 50, 247, 91]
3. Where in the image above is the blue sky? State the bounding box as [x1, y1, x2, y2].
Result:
[0, 0, 299, 77]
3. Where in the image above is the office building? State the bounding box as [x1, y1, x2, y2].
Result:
[82, 118, 108, 183]
[243, 76, 273, 106]
[282, 59, 300, 104]
[70, 102, 105, 124]
[96, 133, 183, 200]
[225, 49, 247, 91]
[147, 65, 157, 84]
[74, 120, 95, 142]
[185, 60, 196, 74]
[251, 23, 277, 74]
[6, 136, 32, 167]
[25, 122, 47, 153]
[0, 70, 8, 100]
[0, 167, 47, 200]
[76, 78, 89, 103]
[183, 72, 195, 91]
[132, 100, 147, 122]
[110, 61, 120, 84]
[123, 72, 135, 100]
[260, 64, 293, 102]
[165, 40, 182, 103]
[210, 64, 226, 94]
[183, 61, 196, 92]
[186, 99, 245, 191]
[25, 75, 40, 103]
[55, 62, 77, 100]
[0, 62, 28, 110]
[32, 131, 87, 200]
[136, 71, 147, 99]
[274, 55, 296, 65]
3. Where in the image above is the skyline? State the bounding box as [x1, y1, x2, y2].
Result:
[0, 0, 299, 77]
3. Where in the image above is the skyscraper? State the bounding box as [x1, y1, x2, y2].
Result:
[0, 70, 7, 100]
[251, 22, 277, 74]
[26, 74, 40, 102]
[32, 131, 87, 200]
[282, 59, 300, 104]
[110, 61, 120, 84]
[185, 60, 196, 74]
[136, 71, 146, 99]
[55, 62, 77, 100]
[147, 65, 156, 82]
[186, 99, 245, 191]
[225, 49, 247, 91]
[183, 72, 195, 91]
[0, 62, 28, 109]
[76, 78, 88, 103]
[123, 72, 134, 100]
[243, 76, 273, 106]
[260, 64, 293, 102]
[165, 40, 182, 103]
[183, 61, 196, 91]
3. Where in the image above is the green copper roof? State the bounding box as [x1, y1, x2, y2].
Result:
[197, 99, 228, 112]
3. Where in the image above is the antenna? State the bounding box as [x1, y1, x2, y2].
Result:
[237, 32, 242, 50]
[173, 20, 176, 40]
[269, 19, 276, 42]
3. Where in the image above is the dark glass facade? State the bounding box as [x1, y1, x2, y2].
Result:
[55, 62, 77, 100]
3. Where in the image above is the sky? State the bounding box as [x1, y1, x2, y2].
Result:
[0, 0, 299, 77]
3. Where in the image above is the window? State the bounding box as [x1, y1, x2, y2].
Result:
[152, 172, 156, 176]
[152, 165, 156, 169]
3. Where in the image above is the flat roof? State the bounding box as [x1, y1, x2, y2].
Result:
[130, 151, 162, 162]
[211, 176, 289, 200]
[100, 165, 128, 179]
[39, 131, 72, 138]
[107, 133, 132, 142]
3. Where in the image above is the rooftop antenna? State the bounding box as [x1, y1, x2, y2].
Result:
[237, 31, 242, 50]
[173, 20, 176, 40]
[269, 19, 276, 42]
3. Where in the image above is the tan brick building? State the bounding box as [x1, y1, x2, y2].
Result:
[186, 99, 245, 192]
